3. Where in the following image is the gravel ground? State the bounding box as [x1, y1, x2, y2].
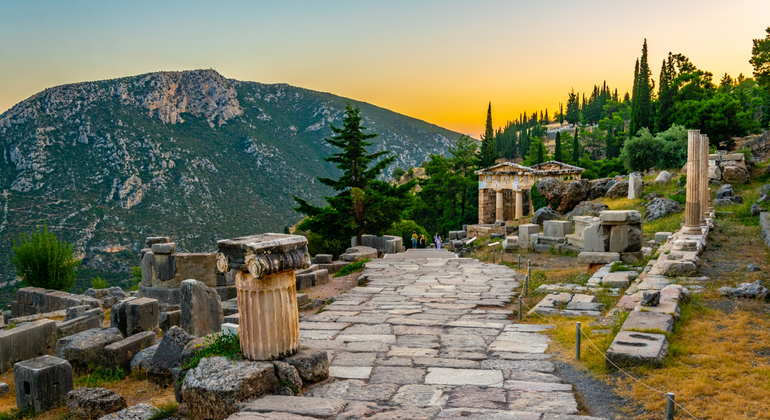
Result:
[551, 350, 645, 419]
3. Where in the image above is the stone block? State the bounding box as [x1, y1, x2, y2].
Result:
[66, 387, 127, 420]
[14, 355, 73, 415]
[151, 242, 176, 254]
[425, 367, 504, 387]
[159, 310, 181, 334]
[130, 345, 157, 372]
[518, 224, 540, 243]
[152, 254, 176, 281]
[65, 305, 93, 321]
[126, 298, 159, 336]
[182, 356, 278, 420]
[105, 331, 157, 372]
[55, 327, 124, 372]
[313, 269, 330, 286]
[240, 396, 347, 419]
[628, 172, 643, 199]
[608, 224, 643, 253]
[295, 273, 314, 290]
[57, 311, 104, 339]
[599, 210, 642, 224]
[145, 237, 170, 248]
[606, 331, 668, 368]
[582, 224, 609, 252]
[282, 346, 329, 384]
[0, 319, 57, 373]
[311, 254, 333, 264]
[577, 252, 620, 264]
[109, 298, 136, 337]
[147, 326, 195, 386]
[654, 232, 672, 244]
[181, 280, 223, 337]
[543, 220, 573, 238]
[99, 404, 159, 420]
[622, 311, 674, 334]
[224, 313, 240, 325]
[600, 272, 630, 288]
[502, 237, 518, 251]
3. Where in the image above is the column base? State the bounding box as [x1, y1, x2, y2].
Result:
[681, 226, 702, 235]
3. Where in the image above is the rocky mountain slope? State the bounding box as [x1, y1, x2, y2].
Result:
[0, 69, 460, 292]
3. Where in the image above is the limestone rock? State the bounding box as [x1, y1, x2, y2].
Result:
[281, 346, 329, 384]
[628, 172, 643, 199]
[531, 207, 560, 225]
[644, 198, 683, 222]
[96, 404, 159, 420]
[147, 326, 195, 386]
[182, 356, 278, 420]
[640, 291, 660, 307]
[605, 180, 629, 199]
[654, 171, 672, 183]
[66, 388, 127, 420]
[0, 382, 8, 397]
[588, 178, 614, 200]
[180, 280, 223, 337]
[272, 361, 302, 394]
[721, 161, 749, 183]
[130, 345, 157, 372]
[569, 201, 609, 218]
[716, 184, 734, 199]
[55, 327, 124, 372]
[709, 165, 722, 180]
[536, 178, 589, 213]
[719, 280, 769, 300]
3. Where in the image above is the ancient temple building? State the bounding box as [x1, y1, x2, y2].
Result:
[475, 161, 584, 224]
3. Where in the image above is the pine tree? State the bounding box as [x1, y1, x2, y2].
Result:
[559, 102, 564, 124]
[630, 39, 653, 136]
[479, 102, 497, 168]
[554, 131, 562, 162]
[294, 104, 412, 248]
[656, 54, 676, 132]
[537, 141, 544, 164]
[571, 126, 580, 163]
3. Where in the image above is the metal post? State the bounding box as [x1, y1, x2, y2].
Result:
[518, 295, 522, 321]
[518, 254, 521, 269]
[493, 251, 496, 264]
[666, 393, 675, 420]
[501, 249, 504, 264]
[576, 322, 581, 360]
[524, 274, 529, 296]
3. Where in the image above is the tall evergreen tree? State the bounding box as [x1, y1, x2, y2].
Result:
[294, 104, 413, 248]
[479, 102, 497, 168]
[559, 102, 564, 124]
[537, 141, 544, 164]
[571, 126, 580, 163]
[656, 54, 676, 132]
[554, 131, 562, 162]
[630, 40, 653, 136]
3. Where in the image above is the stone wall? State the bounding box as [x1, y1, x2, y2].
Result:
[478, 189, 496, 224]
[12, 288, 100, 317]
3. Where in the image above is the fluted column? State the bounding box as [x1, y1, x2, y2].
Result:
[496, 191, 504, 223]
[217, 233, 310, 360]
[515, 190, 523, 220]
[699, 134, 709, 225]
[683, 130, 702, 234]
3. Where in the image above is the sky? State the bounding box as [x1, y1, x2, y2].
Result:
[1, 0, 769, 137]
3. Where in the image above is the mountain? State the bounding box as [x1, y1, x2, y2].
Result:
[0, 69, 461, 295]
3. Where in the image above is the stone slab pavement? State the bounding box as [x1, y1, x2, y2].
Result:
[244, 257, 609, 419]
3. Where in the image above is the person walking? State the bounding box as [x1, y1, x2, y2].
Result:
[411, 231, 418, 249]
[434, 233, 442, 249]
[419, 234, 426, 249]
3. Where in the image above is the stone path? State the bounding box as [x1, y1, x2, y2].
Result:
[243, 255, 608, 419]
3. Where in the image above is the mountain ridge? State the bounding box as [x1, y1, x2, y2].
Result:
[0, 69, 461, 294]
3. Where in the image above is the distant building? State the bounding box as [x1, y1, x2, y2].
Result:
[475, 161, 584, 224]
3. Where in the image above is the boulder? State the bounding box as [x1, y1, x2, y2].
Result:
[340, 246, 378, 262]
[0, 382, 8, 397]
[130, 345, 157, 372]
[570, 201, 609, 218]
[644, 198, 684, 222]
[628, 172, 643, 199]
[583, 224, 610, 252]
[760, 184, 770, 197]
[719, 280, 769, 300]
[537, 178, 589, 213]
[606, 181, 629, 199]
[752, 203, 763, 217]
[55, 328, 124, 372]
[588, 178, 613, 200]
[66, 388, 127, 420]
[65, 306, 93, 321]
[608, 224, 643, 253]
[531, 207, 560, 225]
[721, 161, 749, 183]
[640, 291, 660, 307]
[97, 404, 159, 420]
[709, 165, 722, 180]
[654, 171, 672, 184]
[147, 326, 195, 386]
[159, 310, 181, 334]
[643, 193, 664, 201]
[182, 356, 278, 420]
[281, 346, 329, 384]
[716, 184, 734, 199]
[181, 280, 223, 337]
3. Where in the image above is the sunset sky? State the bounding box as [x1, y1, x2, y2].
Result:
[1, 0, 768, 137]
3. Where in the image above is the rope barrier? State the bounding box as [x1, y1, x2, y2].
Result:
[516, 296, 700, 420]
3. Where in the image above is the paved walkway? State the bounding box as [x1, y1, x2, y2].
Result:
[251, 257, 608, 419]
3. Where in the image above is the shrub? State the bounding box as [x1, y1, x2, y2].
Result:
[12, 223, 80, 291]
[392, 167, 406, 180]
[530, 182, 548, 212]
[129, 266, 142, 291]
[385, 220, 429, 247]
[335, 258, 370, 277]
[90, 277, 108, 289]
[183, 330, 241, 371]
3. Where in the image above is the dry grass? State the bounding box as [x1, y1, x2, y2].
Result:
[0, 369, 175, 420]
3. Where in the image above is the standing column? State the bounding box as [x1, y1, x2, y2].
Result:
[515, 190, 523, 220]
[699, 134, 709, 225]
[495, 190, 504, 223]
[683, 130, 702, 234]
[478, 188, 485, 224]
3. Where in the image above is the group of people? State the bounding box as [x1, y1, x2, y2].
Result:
[410, 231, 444, 249]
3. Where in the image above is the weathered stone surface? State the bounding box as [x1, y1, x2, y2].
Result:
[14, 355, 73, 415]
[130, 345, 157, 372]
[307, 379, 398, 403]
[628, 172, 643, 199]
[543, 221, 573, 238]
[577, 252, 620, 264]
[425, 367, 503, 387]
[640, 291, 661, 307]
[504, 380, 572, 392]
[159, 310, 181, 334]
[600, 273, 630, 288]
[181, 280, 223, 337]
[518, 224, 540, 243]
[654, 232, 673, 244]
[507, 390, 578, 414]
[182, 356, 278, 420]
[97, 403, 159, 420]
[0, 319, 57, 373]
[605, 181, 629, 199]
[0, 382, 8, 397]
[281, 346, 329, 384]
[721, 161, 749, 183]
[147, 326, 195, 386]
[66, 387, 127, 420]
[225, 412, 317, 420]
[606, 331, 668, 368]
[608, 224, 643, 253]
[582, 224, 609, 252]
[105, 331, 157, 372]
[570, 201, 609, 218]
[600, 210, 642, 224]
[391, 384, 446, 407]
[66, 305, 93, 321]
[272, 360, 302, 393]
[241, 396, 346, 418]
[654, 171, 672, 184]
[645, 198, 683, 222]
[55, 328, 124, 372]
[719, 280, 769, 300]
[446, 386, 507, 409]
[369, 367, 426, 385]
[532, 207, 560, 225]
[57, 309, 105, 339]
[436, 408, 541, 420]
[329, 366, 372, 379]
[622, 311, 674, 334]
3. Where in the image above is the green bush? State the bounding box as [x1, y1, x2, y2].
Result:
[530, 182, 548, 213]
[392, 167, 406, 180]
[385, 220, 429, 247]
[90, 277, 108, 290]
[12, 223, 80, 291]
[183, 330, 241, 371]
[620, 125, 688, 172]
[335, 258, 370, 277]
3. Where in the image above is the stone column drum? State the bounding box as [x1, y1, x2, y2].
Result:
[515, 190, 523, 220]
[495, 191, 504, 223]
[699, 134, 709, 225]
[683, 130, 702, 234]
[216, 234, 310, 360]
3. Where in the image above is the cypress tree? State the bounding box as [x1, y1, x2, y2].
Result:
[479, 102, 496, 168]
[536, 140, 544, 164]
[630, 40, 653, 136]
[554, 131, 562, 162]
[571, 127, 580, 163]
[605, 122, 614, 158]
[656, 54, 675, 132]
[559, 102, 564, 124]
